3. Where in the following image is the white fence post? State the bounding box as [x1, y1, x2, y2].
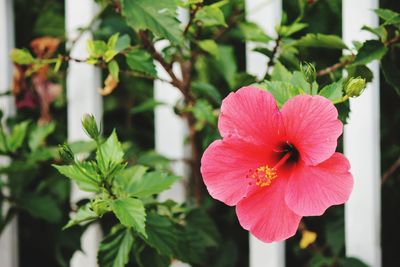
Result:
[154, 8, 190, 267]
[155, 8, 189, 205]
[66, 0, 103, 266]
[245, 1, 285, 267]
[343, 0, 381, 266]
[0, 0, 18, 266]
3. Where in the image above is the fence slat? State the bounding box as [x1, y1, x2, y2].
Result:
[0, 0, 18, 266]
[343, 0, 381, 266]
[245, 0, 284, 266]
[66, 1, 103, 266]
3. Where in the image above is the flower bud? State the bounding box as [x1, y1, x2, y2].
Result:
[82, 114, 100, 140]
[300, 62, 316, 84]
[345, 77, 366, 97]
[58, 143, 74, 162]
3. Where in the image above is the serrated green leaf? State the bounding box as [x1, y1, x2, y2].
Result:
[198, 39, 219, 59]
[293, 33, 348, 49]
[362, 25, 387, 42]
[125, 171, 179, 198]
[374, 8, 400, 26]
[64, 203, 98, 229]
[126, 48, 157, 78]
[194, 5, 227, 27]
[108, 60, 119, 82]
[112, 198, 146, 236]
[351, 40, 387, 66]
[143, 212, 183, 257]
[53, 163, 100, 192]
[98, 228, 134, 267]
[97, 130, 124, 174]
[7, 121, 30, 152]
[319, 80, 344, 102]
[257, 81, 301, 107]
[189, 99, 217, 130]
[10, 49, 35, 65]
[271, 61, 292, 81]
[28, 122, 56, 151]
[87, 40, 108, 58]
[121, 0, 183, 45]
[278, 22, 308, 37]
[114, 165, 148, 190]
[237, 22, 272, 42]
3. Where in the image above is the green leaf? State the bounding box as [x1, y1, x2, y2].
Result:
[278, 22, 308, 37]
[197, 39, 219, 59]
[325, 217, 345, 255]
[271, 61, 292, 81]
[309, 254, 334, 267]
[374, 8, 400, 26]
[131, 99, 164, 114]
[108, 60, 119, 82]
[115, 35, 131, 53]
[121, 0, 183, 45]
[107, 33, 120, 49]
[112, 198, 146, 237]
[351, 40, 388, 66]
[7, 121, 30, 152]
[257, 81, 300, 107]
[28, 122, 56, 151]
[53, 163, 100, 192]
[114, 165, 148, 190]
[237, 22, 272, 42]
[96, 130, 124, 175]
[125, 171, 179, 198]
[20, 194, 62, 223]
[194, 5, 227, 27]
[213, 45, 237, 89]
[293, 33, 348, 49]
[185, 209, 220, 247]
[98, 228, 134, 267]
[341, 257, 369, 267]
[319, 80, 344, 102]
[189, 99, 217, 130]
[362, 25, 387, 41]
[64, 203, 98, 229]
[191, 81, 222, 104]
[126, 48, 157, 78]
[87, 40, 108, 58]
[10, 49, 35, 65]
[143, 212, 183, 257]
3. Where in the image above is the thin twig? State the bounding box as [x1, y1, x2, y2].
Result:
[316, 58, 354, 77]
[382, 157, 400, 184]
[138, 31, 184, 90]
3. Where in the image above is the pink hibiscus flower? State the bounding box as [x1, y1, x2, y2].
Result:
[200, 86, 353, 243]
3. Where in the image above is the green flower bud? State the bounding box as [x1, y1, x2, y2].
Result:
[300, 62, 316, 84]
[58, 143, 74, 162]
[345, 77, 366, 97]
[82, 114, 100, 140]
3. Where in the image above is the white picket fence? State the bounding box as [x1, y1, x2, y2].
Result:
[0, 0, 381, 266]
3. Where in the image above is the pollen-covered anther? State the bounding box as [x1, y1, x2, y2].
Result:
[251, 166, 278, 187]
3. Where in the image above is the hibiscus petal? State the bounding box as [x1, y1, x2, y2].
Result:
[218, 86, 284, 145]
[280, 95, 342, 166]
[236, 178, 302, 242]
[285, 153, 353, 216]
[200, 137, 271, 206]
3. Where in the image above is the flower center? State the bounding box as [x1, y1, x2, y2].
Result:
[248, 152, 292, 187]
